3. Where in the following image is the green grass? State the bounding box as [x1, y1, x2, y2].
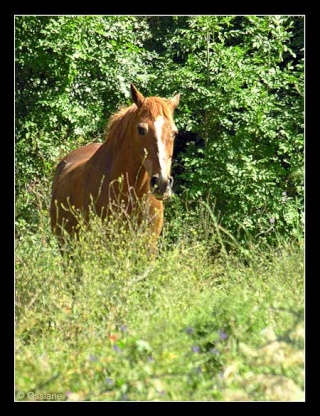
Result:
[15, 206, 304, 402]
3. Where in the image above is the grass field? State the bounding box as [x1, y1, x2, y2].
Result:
[15, 203, 304, 402]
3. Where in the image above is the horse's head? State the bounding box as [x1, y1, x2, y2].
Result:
[131, 84, 180, 201]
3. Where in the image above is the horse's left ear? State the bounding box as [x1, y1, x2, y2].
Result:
[131, 84, 145, 108]
[169, 93, 180, 110]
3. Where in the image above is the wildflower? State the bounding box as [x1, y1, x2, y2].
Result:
[191, 346, 200, 353]
[158, 390, 166, 396]
[120, 324, 128, 332]
[89, 354, 97, 361]
[108, 334, 118, 342]
[269, 218, 275, 224]
[113, 344, 122, 353]
[219, 331, 228, 340]
[105, 377, 113, 385]
[185, 327, 194, 335]
[65, 391, 72, 398]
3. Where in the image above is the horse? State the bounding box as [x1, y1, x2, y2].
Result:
[50, 84, 180, 253]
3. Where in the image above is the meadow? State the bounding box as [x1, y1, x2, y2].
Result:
[15, 15, 304, 402]
[15, 189, 304, 402]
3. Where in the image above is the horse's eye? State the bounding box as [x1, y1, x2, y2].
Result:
[137, 126, 146, 136]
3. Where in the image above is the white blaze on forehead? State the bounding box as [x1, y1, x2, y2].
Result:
[154, 115, 168, 178]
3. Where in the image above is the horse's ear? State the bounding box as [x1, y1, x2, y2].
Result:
[169, 93, 180, 110]
[131, 84, 145, 108]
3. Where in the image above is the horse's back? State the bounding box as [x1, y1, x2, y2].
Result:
[52, 143, 102, 187]
[50, 142, 102, 236]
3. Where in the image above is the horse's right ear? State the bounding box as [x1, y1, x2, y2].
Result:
[131, 84, 145, 108]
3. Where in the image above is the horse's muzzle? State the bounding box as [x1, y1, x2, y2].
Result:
[150, 175, 174, 200]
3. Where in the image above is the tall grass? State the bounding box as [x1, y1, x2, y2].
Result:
[15, 191, 304, 401]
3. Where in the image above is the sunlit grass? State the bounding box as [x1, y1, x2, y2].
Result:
[15, 205, 304, 402]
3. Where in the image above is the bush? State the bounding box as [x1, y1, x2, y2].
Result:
[15, 15, 155, 212]
[156, 16, 304, 244]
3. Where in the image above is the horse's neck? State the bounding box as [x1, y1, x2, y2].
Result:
[89, 136, 150, 195]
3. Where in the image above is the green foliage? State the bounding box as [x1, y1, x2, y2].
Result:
[15, 16, 154, 208]
[156, 16, 304, 244]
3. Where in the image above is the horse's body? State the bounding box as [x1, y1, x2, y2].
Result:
[50, 84, 180, 250]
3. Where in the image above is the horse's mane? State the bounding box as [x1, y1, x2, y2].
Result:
[104, 96, 174, 146]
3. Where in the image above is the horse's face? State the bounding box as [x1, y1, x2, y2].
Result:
[131, 84, 180, 201]
[134, 113, 178, 200]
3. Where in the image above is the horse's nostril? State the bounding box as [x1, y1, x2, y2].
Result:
[150, 176, 158, 189]
[150, 175, 173, 196]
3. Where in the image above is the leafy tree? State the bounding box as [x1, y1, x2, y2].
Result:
[156, 16, 304, 243]
[15, 16, 155, 226]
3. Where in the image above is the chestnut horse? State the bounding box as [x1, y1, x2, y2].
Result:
[50, 84, 180, 251]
